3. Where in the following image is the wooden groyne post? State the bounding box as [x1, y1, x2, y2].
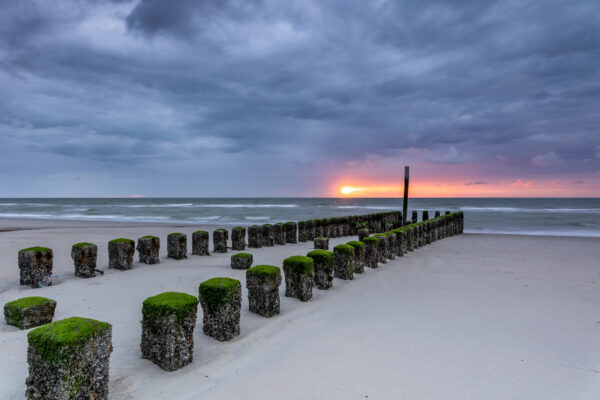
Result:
[403, 166, 409, 225]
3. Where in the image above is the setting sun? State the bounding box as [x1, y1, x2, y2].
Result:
[340, 186, 363, 195]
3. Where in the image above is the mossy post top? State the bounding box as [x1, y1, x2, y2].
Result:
[275, 222, 284, 226]
[233, 226, 245, 231]
[198, 277, 241, 312]
[334, 244, 354, 254]
[306, 250, 333, 265]
[215, 228, 228, 232]
[72, 242, 95, 249]
[246, 265, 281, 282]
[361, 236, 380, 244]
[142, 292, 198, 320]
[109, 238, 134, 244]
[19, 246, 51, 253]
[231, 252, 252, 259]
[315, 236, 328, 240]
[5, 296, 55, 310]
[193, 230, 209, 236]
[140, 235, 158, 240]
[285, 221, 297, 225]
[168, 232, 185, 237]
[283, 256, 314, 275]
[346, 240, 364, 249]
[27, 317, 111, 361]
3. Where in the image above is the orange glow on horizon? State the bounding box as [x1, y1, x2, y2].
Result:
[334, 179, 599, 198]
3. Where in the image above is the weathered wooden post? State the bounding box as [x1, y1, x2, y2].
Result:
[403, 166, 409, 224]
[141, 292, 198, 371]
[231, 227, 246, 251]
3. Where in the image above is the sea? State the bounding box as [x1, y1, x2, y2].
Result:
[0, 198, 598, 237]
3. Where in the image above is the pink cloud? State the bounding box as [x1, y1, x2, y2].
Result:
[510, 179, 533, 188]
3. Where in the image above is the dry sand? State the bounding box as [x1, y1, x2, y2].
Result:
[1, 219, 599, 399]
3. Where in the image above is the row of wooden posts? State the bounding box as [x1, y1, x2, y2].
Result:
[6, 210, 463, 399]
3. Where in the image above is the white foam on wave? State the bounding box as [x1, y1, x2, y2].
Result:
[460, 206, 600, 214]
[336, 205, 398, 210]
[465, 229, 600, 238]
[118, 203, 194, 208]
[244, 216, 270, 220]
[115, 203, 298, 209]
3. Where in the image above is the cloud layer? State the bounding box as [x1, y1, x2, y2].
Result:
[0, 0, 599, 196]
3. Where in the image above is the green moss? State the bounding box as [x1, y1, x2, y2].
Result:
[247, 265, 281, 283]
[168, 232, 183, 237]
[5, 296, 55, 328]
[198, 277, 241, 312]
[5, 296, 54, 310]
[27, 317, 111, 363]
[72, 242, 94, 249]
[306, 250, 333, 266]
[109, 238, 133, 244]
[285, 221, 296, 225]
[315, 236, 327, 240]
[233, 226, 245, 230]
[283, 256, 313, 275]
[275, 222, 284, 226]
[361, 236, 380, 244]
[232, 252, 252, 259]
[216, 228, 228, 232]
[142, 291, 198, 321]
[193, 230, 209, 235]
[141, 235, 158, 239]
[20, 246, 51, 253]
[334, 244, 354, 254]
[346, 240, 364, 249]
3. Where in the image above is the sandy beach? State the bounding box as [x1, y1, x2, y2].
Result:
[1, 218, 599, 399]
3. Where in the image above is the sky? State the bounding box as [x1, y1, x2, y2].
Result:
[0, 0, 599, 198]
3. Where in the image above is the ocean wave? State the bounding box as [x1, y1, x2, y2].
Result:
[336, 205, 398, 210]
[465, 229, 600, 238]
[117, 203, 194, 208]
[459, 206, 600, 214]
[244, 216, 271, 220]
[114, 203, 298, 209]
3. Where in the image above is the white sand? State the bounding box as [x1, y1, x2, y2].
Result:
[1, 219, 599, 399]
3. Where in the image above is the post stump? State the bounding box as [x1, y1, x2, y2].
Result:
[212, 229, 228, 253]
[141, 292, 198, 371]
[167, 233, 187, 259]
[231, 227, 246, 251]
[108, 239, 135, 270]
[192, 231, 210, 256]
[346, 241, 365, 274]
[361, 236, 380, 269]
[26, 317, 112, 400]
[306, 250, 333, 289]
[19, 247, 53, 288]
[4, 296, 56, 329]
[285, 222, 297, 244]
[71, 242, 98, 277]
[246, 265, 281, 317]
[231, 253, 253, 270]
[248, 225, 262, 248]
[314, 236, 329, 250]
[283, 256, 313, 301]
[198, 278, 242, 341]
[137, 236, 160, 264]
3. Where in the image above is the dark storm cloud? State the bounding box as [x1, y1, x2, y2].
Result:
[0, 0, 599, 195]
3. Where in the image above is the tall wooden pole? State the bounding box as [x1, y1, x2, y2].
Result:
[403, 166, 409, 224]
